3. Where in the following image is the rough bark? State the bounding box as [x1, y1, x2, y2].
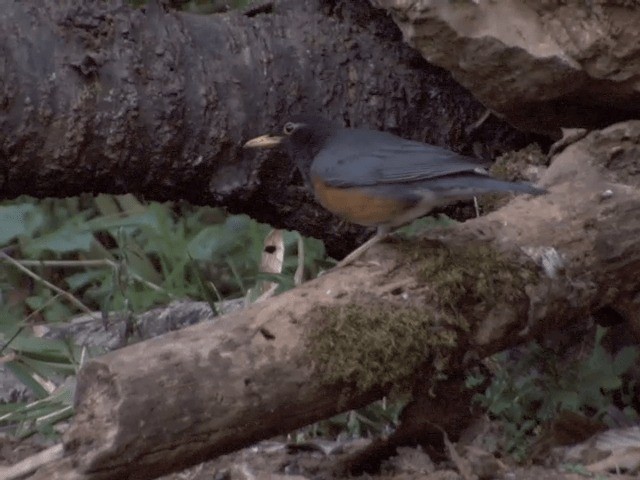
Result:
[0, 300, 228, 404]
[372, 0, 640, 136]
[29, 121, 640, 479]
[0, 0, 543, 258]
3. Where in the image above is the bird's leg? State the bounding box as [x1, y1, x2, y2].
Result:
[335, 226, 390, 268]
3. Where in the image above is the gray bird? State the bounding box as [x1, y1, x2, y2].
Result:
[245, 115, 545, 266]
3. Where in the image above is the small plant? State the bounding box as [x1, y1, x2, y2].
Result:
[471, 326, 639, 460]
[0, 194, 328, 436]
[296, 398, 406, 442]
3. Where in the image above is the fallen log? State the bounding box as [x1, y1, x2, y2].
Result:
[27, 122, 640, 479]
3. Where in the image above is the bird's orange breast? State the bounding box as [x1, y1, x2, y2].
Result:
[311, 177, 413, 227]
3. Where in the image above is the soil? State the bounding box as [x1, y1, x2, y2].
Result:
[1, 432, 637, 480]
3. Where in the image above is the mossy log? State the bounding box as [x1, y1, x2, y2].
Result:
[30, 122, 640, 479]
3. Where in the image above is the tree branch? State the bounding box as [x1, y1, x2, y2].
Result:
[371, 0, 640, 136]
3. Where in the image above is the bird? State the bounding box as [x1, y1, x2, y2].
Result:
[244, 115, 546, 267]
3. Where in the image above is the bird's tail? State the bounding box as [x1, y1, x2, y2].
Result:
[482, 178, 547, 196]
[422, 174, 547, 201]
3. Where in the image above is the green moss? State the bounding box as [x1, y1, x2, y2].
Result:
[307, 242, 538, 392]
[491, 143, 546, 182]
[308, 304, 457, 392]
[411, 242, 536, 317]
[485, 143, 547, 212]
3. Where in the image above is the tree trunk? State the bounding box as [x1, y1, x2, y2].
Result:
[372, 0, 640, 136]
[29, 121, 640, 479]
[0, 0, 542, 258]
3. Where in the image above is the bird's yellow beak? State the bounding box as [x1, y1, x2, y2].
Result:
[243, 134, 284, 148]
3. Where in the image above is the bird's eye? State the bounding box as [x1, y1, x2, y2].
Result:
[283, 122, 296, 135]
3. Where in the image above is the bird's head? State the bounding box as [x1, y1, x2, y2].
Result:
[244, 115, 338, 177]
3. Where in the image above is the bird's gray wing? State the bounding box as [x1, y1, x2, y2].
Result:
[311, 129, 488, 188]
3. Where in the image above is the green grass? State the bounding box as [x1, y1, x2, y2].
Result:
[0, 194, 328, 436]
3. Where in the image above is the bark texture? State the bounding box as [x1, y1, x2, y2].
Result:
[29, 121, 640, 479]
[372, 0, 640, 136]
[0, 0, 542, 258]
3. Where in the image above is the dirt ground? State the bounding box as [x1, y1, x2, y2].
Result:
[2, 431, 638, 480]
